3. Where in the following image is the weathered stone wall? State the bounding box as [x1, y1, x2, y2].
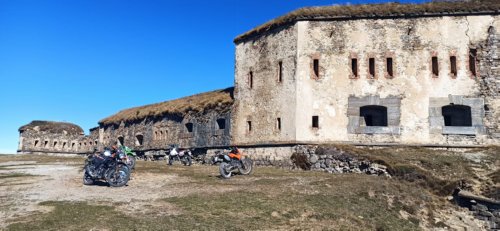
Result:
[100, 111, 231, 154]
[18, 125, 95, 154]
[234, 14, 500, 147]
[232, 24, 298, 145]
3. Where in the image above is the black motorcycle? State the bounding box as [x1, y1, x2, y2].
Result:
[216, 151, 253, 179]
[83, 149, 130, 187]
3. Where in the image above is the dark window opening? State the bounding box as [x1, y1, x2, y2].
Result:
[34, 140, 39, 147]
[360, 105, 388, 126]
[53, 141, 57, 147]
[118, 137, 124, 146]
[84, 142, 87, 146]
[278, 61, 283, 82]
[249, 71, 253, 88]
[469, 49, 477, 77]
[159, 131, 164, 140]
[432, 56, 439, 76]
[154, 131, 158, 140]
[44, 141, 48, 148]
[276, 118, 281, 131]
[450, 56, 457, 77]
[71, 143, 75, 149]
[313, 59, 319, 78]
[386, 57, 394, 78]
[442, 105, 472, 126]
[79, 143, 82, 147]
[247, 121, 252, 132]
[185, 123, 193, 133]
[369, 58, 375, 78]
[312, 116, 319, 128]
[216, 118, 226, 130]
[94, 141, 98, 145]
[136, 135, 144, 146]
[62, 142, 66, 149]
[351, 58, 358, 77]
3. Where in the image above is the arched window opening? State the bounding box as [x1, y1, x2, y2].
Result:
[118, 137, 125, 146]
[360, 105, 388, 126]
[135, 135, 144, 146]
[62, 142, 67, 149]
[53, 141, 58, 147]
[185, 123, 194, 133]
[34, 140, 39, 147]
[216, 119, 226, 130]
[44, 141, 49, 148]
[442, 105, 472, 126]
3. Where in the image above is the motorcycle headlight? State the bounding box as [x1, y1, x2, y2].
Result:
[104, 150, 111, 157]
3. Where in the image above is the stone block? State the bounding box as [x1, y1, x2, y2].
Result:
[429, 97, 449, 107]
[429, 107, 442, 117]
[449, 95, 463, 105]
[442, 126, 476, 135]
[429, 116, 444, 127]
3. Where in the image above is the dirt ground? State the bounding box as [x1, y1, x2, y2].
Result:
[0, 150, 496, 230]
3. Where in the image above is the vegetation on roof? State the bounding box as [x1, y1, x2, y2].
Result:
[234, 0, 500, 43]
[99, 87, 234, 126]
[19, 121, 84, 135]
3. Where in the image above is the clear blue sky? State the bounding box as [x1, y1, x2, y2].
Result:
[0, 0, 426, 153]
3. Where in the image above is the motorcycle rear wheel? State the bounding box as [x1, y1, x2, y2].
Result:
[219, 162, 232, 179]
[105, 164, 130, 187]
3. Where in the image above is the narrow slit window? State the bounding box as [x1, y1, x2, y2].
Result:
[53, 141, 57, 147]
[247, 121, 252, 133]
[432, 56, 439, 76]
[369, 58, 375, 78]
[469, 49, 477, 77]
[351, 58, 358, 78]
[62, 142, 66, 149]
[276, 117, 281, 131]
[450, 56, 457, 77]
[312, 116, 319, 128]
[44, 141, 48, 147]
[34, 140, 39, 147]
[185, 123, 193, 133]
[313, 59, 319, 78]
[386, 57, 394, 78]
[278, 61, 283, 82]
[248, 71, 253, 88]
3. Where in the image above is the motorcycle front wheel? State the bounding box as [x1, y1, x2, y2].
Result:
[219, 162, 232, 179]
[83, 171, 94, 185]
[105, 164, 130, 187]
[238, 158, 254, 175]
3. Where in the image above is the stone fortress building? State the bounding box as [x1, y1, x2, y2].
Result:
[18, 2, 500, 159]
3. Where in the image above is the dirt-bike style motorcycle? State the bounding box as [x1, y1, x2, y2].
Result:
[121, 146, 137, 169]
[83, 149, 131, 187]
[168, 148, 192, 166]
[217, 151, 253, 179]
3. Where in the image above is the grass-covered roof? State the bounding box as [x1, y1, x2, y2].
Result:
[99, 87, 234, 126]
[234, 1, 500, 43]
[19, 121, 84, 135]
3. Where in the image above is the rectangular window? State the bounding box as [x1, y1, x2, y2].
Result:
[450, 56, 457, 78]
[351, 58, 358, 78]
[216, 118, 226, 130]
[248, 71, 253, 89]
[278, 61, 283, 83]
[313, 59, 319, 78]
[386, 57, 393, 78]
[276, 118, 281, 131]
[369, 58, 375, 78]
[469, 49, 477, 77]
[247, 121, 252, 133]
[312, 116, 319, 128]
[432, 56, 439, 77]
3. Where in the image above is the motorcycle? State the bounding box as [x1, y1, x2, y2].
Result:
[168, 148, 192, 166]
[83, 149, 131, 187]
[121, 146, 137, 169]
[217, 151, 253, 179]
